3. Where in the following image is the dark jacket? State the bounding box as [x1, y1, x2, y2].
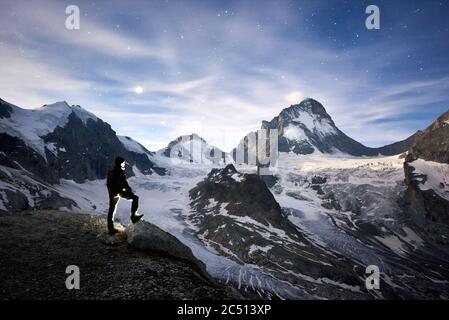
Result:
[107, 166, 131, 197]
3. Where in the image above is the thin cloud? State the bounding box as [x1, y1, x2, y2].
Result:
[0, 0, 448, 151]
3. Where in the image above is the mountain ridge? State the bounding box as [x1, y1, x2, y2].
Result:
[0, 97, 422, 158]
[158, 133, 228, 165]
[0, 98, 165, 183]
[1, 97, 449, 299]
[260, 98, 418, 157]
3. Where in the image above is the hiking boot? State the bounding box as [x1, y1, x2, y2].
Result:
[131, 213, 144, 223]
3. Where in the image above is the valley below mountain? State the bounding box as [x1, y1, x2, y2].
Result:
[1, 97, 449, 299]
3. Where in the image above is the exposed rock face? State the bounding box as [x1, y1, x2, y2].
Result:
[126, 220, 207, 275]
[233, 98, 417, 160]
[0, 99, 13, 118]
[375, 134, 418, 158]
[406, 110, 449, 163]
[0, 188, 30, 213]
[0, 99, 166, 184]
[0, 163, 78, 214]
[0, 133, 59, 184]
[403, 109, 449, 225]
[190, 164, 287, 228]
[403, 111, 449, 224]
[404, 162, 449, 224]
[0, 98, 166, 213]
[188, 164, 371, 299]
[42, 112, 164, 183]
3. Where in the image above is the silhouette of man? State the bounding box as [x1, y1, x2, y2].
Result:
[106, 156, 143, 234]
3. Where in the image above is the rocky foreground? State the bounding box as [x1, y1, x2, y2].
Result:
[0, 210, 243, 300]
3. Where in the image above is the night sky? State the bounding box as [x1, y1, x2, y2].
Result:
[1, 0, 448, 151]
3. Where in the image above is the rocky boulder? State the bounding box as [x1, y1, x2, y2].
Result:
[126, 221, 207, 275]
[0, 210, 241, 299]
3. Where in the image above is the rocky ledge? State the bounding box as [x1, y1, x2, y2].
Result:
[0, 210, 242, 299]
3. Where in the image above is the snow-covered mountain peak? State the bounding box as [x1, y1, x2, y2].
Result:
[252, 98, 344, 156]
[38, 101, 98, 124]
[158, 133, 229, 165]
[252, 97, 416, 157]
[282, 98, 332, 120]
[0, 97, 165, 183]
[277, 98, 337, 138]
[41, 101, 70, 108]
[0, 98, 98, 158]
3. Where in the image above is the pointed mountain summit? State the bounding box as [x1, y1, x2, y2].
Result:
[234, 98, 418, 160]
[0, 98, 165, 184]
[262, 98, 343, 154]
[158, 133, 228, 165]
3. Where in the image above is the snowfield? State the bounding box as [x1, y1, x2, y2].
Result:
[2, 97, 449, 299]
[409, 158, 449, 201]
[52, 158, 307, 298]
[223, 153, 449, 298]
[1, 151, 449, 299]
[117, 135, 150, 155]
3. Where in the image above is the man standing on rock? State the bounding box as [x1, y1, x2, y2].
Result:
[106, 156, 143, 234]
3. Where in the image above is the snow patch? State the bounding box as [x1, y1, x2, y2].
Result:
[293, 112, 315, 129]
[0, 191, 8, 211]
[118, 135, 148, 154]
[409, 159, 449, 201]
[291, 109, 337, 136]
[249, 245, 274, 255]
[283, 125, 307, 141]
[375, 235, 407, 257]
[230, 173, 244, 183]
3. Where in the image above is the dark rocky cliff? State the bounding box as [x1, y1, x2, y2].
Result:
[404, 109, 449, 225]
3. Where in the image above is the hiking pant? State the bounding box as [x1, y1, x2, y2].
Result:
[107, 192, 139, 231]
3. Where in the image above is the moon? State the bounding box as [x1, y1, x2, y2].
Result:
[134, 86, 143, 94]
